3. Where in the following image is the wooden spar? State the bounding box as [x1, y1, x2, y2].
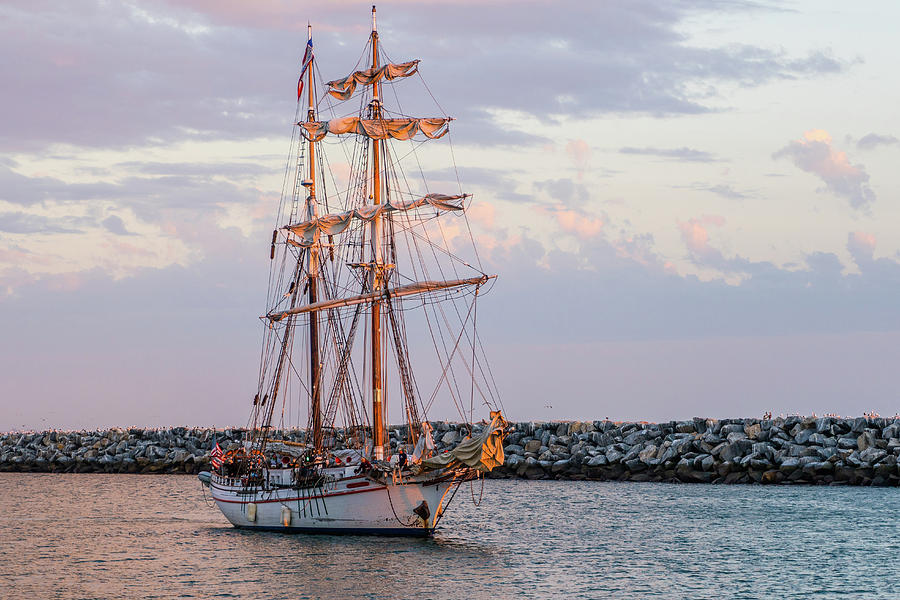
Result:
[306, 23, 323, 451]
[265, 276, 491, 320]
[370, 5, 386, 461]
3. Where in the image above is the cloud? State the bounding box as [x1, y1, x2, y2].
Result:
[485, 224, 900, 348]
[847, 231, 875, 265]
[704, 184, 748, 200]
[675, 182, 750, 200]
[678, 215, 726, 257]
[543, 205, 604, 240]
[0, 1, 851, 152]
[565, 139, 591, 178]
[773, 129, 875, 210]
[856, 133, 899, 151]
[620, 146, 718, 162]
[0, 162, 262, 224]
[533, 178, 590, 207]
[0, 212, 88, 234]
[101, 215, 132, 236]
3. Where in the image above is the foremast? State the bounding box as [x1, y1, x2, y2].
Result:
[305, 23, 323, 452]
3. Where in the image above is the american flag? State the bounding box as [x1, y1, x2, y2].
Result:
[297, 38, 314, 100]
[210, 439, 224, 469]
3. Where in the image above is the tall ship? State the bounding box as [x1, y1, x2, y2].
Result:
[199, 7, 507, 536]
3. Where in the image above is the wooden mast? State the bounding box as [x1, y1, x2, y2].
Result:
[306, 23, 323, 451]
[370, 5, 386, 461]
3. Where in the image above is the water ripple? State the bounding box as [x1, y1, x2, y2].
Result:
[0, 474, 897, 598]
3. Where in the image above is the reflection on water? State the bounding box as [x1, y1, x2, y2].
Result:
[1, 473, 898, 598]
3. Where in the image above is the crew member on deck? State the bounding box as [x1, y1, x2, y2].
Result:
[398, 446, 408, 469]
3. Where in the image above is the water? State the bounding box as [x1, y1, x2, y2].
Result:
[2, 474, 898, 599]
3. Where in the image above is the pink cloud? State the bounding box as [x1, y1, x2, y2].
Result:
[542, 205, 604, 240]
[565, 139, 591, 179]
[467, 200, 496, 230]
[847, 231, 875, 264]
[774, 129, 875, 210]
[677, 215, 725, 256]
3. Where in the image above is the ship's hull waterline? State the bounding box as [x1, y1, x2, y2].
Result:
[208, 470, 453, 536]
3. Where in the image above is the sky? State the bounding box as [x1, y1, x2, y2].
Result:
[2, 0, 899, 430]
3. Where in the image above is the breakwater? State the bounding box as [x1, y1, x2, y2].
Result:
[2, 417, 899, 485]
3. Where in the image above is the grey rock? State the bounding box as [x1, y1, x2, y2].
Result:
[860, 447, 887, 464]
[720, 424, 745, 436]
[586, 455, 608, 467]
[807, 433, 827, 446]
[605, 449, 624, 464]
[780, 457, 801, 473]
[548, 443, 569, 456]
[624, 458, 646, 472]
[504, 444, 525, 455]
[550, 459, 570, 474]
[675, 421, 695, 434]
[623, 431, 646, 445]
[744, 423, 762, 440]
[795, 429, 815, 445]
[638, 445, 658, 462]
[524, 439, 542, 453]
[505, 455, 524, 468]
[857, 431, 876, 451]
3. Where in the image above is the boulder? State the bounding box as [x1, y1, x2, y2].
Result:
[857, 431, 876, 452]
[720, 424, 745, 436]
[794, 429, 815, 445]
[675, 421, 695, 434]
[780, 457, 800, 473]
[586, 455, 608, 467]
[638, 445, 658, 462]
[744, 423, 761, 439]
[761, 470, 784, 484]
[550, 459, 570, 474]
[504, 444, 524, 455]
[605, 449, 624, 464]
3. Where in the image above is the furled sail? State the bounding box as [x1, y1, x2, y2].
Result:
[266, 275, 490, 321]
[285, 193, 467, 247]
[416, 411, 508, 473]
[326, 60, 420, 100]
[299, 117, 451, 142]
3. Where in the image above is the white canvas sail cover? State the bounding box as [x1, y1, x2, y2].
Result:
[285, 193, 467, 247]
[326, 60, 420, 100]
[416, 411, 507, 474]
[299, 117, 451, 142]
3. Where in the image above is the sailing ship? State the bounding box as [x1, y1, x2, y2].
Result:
[199, 7, 507, 536]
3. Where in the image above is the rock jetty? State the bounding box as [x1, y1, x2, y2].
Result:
[2, 417, 899, 486]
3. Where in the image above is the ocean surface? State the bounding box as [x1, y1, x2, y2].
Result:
[2, 474, 898, 599]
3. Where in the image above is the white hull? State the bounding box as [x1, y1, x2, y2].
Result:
[209, 467, 452, 536]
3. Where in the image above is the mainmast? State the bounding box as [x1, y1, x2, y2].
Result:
[369, 5, 386, 461]
[305, 23, 323, 451]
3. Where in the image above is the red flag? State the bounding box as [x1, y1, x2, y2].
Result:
[210, 440, 224, 469]
[297, 38, 313, 101]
